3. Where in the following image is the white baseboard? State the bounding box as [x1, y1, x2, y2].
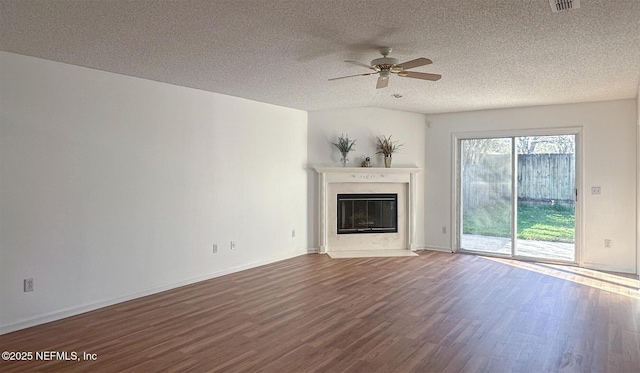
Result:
[582, 261, 637, 275]
[417, 245, 453, 253]
[0, 248, 310, 335]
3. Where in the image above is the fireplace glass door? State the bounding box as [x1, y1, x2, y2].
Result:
[337, 194, 398, 234]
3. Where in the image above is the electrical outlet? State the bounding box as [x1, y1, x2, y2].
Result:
[604, 239, 612, 248]
[24, 278, 34, 292]
[292, 229, 296, 238]
[591, 186, 601, 195]
[231, 241, 236, 250]
[212, 244, 217, 253]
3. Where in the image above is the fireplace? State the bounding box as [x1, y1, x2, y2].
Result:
[337, 194, 398, 234]
[313, 166, 421, 253]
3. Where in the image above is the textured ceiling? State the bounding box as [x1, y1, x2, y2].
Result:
[1, 0, 639, 114]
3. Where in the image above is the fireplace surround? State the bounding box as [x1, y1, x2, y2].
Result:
[314, 166, 421, 253]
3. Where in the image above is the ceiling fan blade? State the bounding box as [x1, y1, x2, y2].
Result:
[328, 72, 378, 81]
[376, 76, 389, 89]
[396, 58, 432, 70]
[398, 71, 441, 81]
[345, 60, 375, 70]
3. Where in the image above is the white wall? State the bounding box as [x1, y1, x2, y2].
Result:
[307, 107, 427, 250]
[425, 99, 637, 273]
[0, 52, 308, 333]
[637, 84, 640, 275]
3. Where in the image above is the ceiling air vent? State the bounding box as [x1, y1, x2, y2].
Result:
[550, 0, 581, 12]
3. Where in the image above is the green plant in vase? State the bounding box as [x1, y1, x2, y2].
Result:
[332, 134, 356, 167]
[376, 135, 403, 168]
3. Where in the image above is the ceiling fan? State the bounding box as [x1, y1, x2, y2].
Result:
[329, 47, 441, 89]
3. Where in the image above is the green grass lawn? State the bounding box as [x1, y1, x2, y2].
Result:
[463, 202, 575, 243]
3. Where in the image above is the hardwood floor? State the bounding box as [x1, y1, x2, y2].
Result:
[1, 251, 639, 372]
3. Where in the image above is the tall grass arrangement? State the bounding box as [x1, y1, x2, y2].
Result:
[376, 135, 403, 156]
[332, 134, 356, 155]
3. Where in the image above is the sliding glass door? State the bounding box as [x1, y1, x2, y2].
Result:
[459, 135, 576, 263]
[460, 138, 513, 255]
[514, 135, 575, 261]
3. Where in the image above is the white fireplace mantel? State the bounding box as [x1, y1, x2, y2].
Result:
[313, 165, 422, 253]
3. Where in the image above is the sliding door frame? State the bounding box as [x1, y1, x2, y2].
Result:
[452, 127, 583, 266]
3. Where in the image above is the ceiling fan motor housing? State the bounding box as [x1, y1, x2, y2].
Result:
[371, 57, 399, 72]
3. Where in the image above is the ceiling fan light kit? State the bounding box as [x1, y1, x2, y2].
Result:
[550, 0, 580, 12]
[329, 47, 441, 89]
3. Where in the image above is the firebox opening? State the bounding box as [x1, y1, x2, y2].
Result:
[337, 193, 398, 234]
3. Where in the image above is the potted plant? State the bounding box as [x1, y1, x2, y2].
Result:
[376, 135, 403, 168]
[332, 134, 356, 167]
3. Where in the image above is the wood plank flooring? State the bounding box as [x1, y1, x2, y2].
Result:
[1, 251, 639, 372]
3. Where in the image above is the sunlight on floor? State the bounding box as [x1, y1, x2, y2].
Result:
[485, 256, 640, 299]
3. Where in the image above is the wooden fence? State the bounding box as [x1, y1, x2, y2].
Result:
[517, 154, 575, 202]
[462, 154, 575, 210]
